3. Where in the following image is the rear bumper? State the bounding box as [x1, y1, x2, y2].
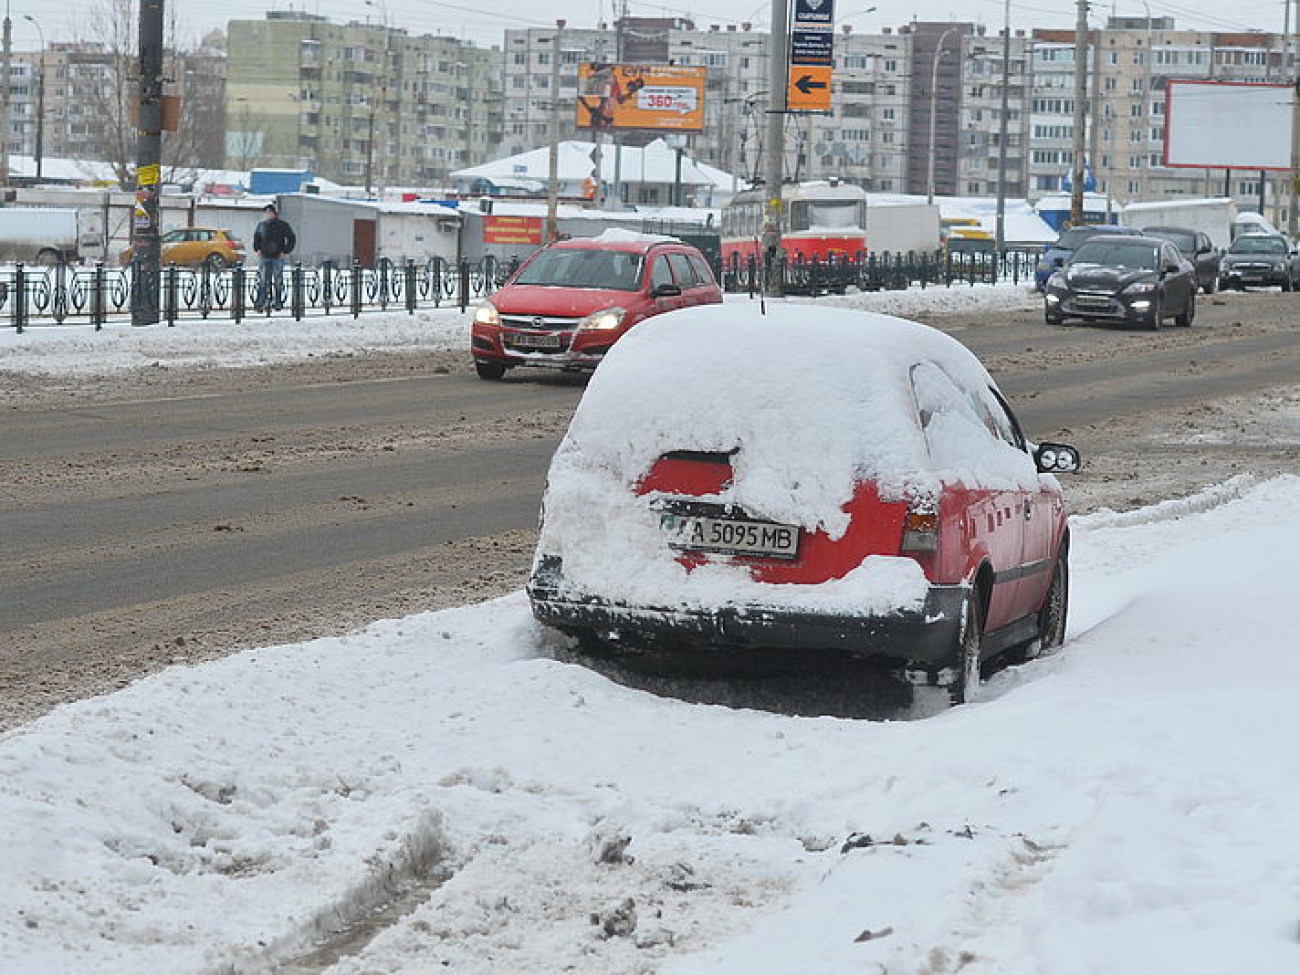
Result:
[527, 582, 967, 667]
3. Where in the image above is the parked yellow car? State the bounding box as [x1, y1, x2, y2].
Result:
[120, 228, 246, 268]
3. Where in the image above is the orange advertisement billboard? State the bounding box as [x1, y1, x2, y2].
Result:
[484, 216, 543, 246]
[576, 63, 706, 133]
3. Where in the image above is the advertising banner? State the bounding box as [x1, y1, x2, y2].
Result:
[576, 63, 707, 132]
[484, 216, 543, 246]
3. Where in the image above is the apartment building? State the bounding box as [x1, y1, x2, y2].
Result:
[225, 11, 503, 189]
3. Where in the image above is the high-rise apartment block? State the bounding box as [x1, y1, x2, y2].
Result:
[215, 12, 1294, 216]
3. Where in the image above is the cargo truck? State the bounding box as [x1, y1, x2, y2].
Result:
[0, 207, 101, 264]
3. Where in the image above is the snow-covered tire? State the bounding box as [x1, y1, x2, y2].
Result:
[1037, 551, 1069, 654]
[949, 588, 985, 705]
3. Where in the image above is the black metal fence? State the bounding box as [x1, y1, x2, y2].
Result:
[721, 248, 1041, 295]
[3, 248, 1043, 333]
[2, 256, 517, 333]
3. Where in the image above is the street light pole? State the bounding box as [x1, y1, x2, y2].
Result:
[761, 0, 790, 296]
[23, 15, 43, 181]
[995, 1, 1011, 252]
[545, 19, 565, 244]
[927, 27, 958, 205]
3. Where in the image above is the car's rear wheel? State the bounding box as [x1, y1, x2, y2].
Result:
[475, 361, 507, 381]
[1175, 290, 1195, 327]
[949, 588, 985, 706]
[1045, 308, 1064, 326]
[1038, 552, 1069, 653]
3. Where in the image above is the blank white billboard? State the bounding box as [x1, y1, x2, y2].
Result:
[1164, 80, 1293, 170]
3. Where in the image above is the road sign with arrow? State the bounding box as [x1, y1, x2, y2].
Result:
[787, 0, 834, 111]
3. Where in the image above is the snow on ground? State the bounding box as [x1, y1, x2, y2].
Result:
[4, 282, 1299, 974]
[0, 282, 1040, 376]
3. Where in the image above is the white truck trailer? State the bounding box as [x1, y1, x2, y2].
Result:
[0, 207, 102, 264]
[1121, 198, 1237, 250]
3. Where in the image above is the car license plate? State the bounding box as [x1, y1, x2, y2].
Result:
[660, 512, 801, 559]
[505, 332, 564, 351]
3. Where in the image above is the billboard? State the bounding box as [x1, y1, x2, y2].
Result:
[576, 63, 706, 132]
[1165, 80, 1293, 170]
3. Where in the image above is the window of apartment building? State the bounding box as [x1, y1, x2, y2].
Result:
[1104, 76, 1117, 91]
[882, 132, 894, 143]
[1128, 154, 1142, 167]
[842, 81, 873, 94]
[1133, 50, 1144, 66]
[1238, 179, 1261, 195]
[843, 55, 869, 69]
[1032, 124, 1072, 139]
[882, 107, 895, 120]
[884, 58, 897, 72]
[513, 52, 527, 65]
[842, 128, 870, 141]
[1130, 103, 1142, 116]
[512, 76, 526, 88]
[1108, 51, 1118, 65]
[1131, 76, 1144, 92]
[1033, 97, 1072, 113]
[701, 52, 726, 67]
[1150, 152, 1162, 167]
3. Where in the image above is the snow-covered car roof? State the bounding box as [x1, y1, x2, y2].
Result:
[551, 302, 1040, 538]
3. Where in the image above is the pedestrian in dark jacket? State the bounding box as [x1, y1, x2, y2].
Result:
[252, 203, 296, 312]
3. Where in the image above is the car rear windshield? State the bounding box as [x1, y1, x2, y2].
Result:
[513, 248, 644, 290]
[1229, 236, 1288, 255]
[1071, 241, 1158, 269]
[1056, 226, 1124, 250]
[1146, 230, 1195, 253]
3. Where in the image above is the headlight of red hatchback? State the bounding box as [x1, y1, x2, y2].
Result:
[472, 302, 500, 327]
[578, 307, 627, 331]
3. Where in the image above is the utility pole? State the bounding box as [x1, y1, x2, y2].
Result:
[1, 3, 11, 190]
[130, 0, 164, 326]
[545, 20, 564, 243]
[1290, 0, 1300, 239]
[23, 15, 43, 181]
[761, 0, 790, 295]
[1068, 0, 1089, 225]
[995, 1, 1011, 253]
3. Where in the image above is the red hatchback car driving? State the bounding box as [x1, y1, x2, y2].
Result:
[470, 231, 723, 380]
[527, 304, 1080, 704]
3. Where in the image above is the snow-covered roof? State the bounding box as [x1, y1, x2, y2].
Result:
[452, 138, 737, 192]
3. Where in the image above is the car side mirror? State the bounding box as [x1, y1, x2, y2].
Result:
[1034, 442, 1081, 475]
[651, 283, 682, 298]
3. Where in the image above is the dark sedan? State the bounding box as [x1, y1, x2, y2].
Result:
[1218, 234, 1300, 291]
[1043, 236, 1197, 330]
[1140, 225, 1221, 294]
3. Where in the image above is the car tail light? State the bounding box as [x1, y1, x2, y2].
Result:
[900, 507, 939, 553]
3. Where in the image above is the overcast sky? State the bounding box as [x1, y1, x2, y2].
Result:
[11, 0, 1297, 52]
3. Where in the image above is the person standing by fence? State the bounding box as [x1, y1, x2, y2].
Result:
[252, 203, 296, 312]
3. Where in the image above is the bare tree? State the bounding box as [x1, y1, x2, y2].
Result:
[70, 0, 227, 187]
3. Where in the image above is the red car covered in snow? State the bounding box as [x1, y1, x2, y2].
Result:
[527, 303, 1080, 704]
[469, 232, 722, 380]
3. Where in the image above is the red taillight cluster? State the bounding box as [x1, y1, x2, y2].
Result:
[900, 508, 939, 553]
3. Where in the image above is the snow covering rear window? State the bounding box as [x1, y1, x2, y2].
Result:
[550, 303, 1038, 538]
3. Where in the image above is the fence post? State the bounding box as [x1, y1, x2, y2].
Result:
[458, 259, 470, 312]
[321, 261, 334, 315]
[405, 259, 417, 314]
[91, 262, 105, 331]
[289, 263, 303, 321]
[235, 265, 246, 322]
[351, 261, 363, 318]
[13, 263, 24, 334]
[164, 264, 178, 326]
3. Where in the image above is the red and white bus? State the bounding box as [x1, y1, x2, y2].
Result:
[720, 180, 868, 265]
